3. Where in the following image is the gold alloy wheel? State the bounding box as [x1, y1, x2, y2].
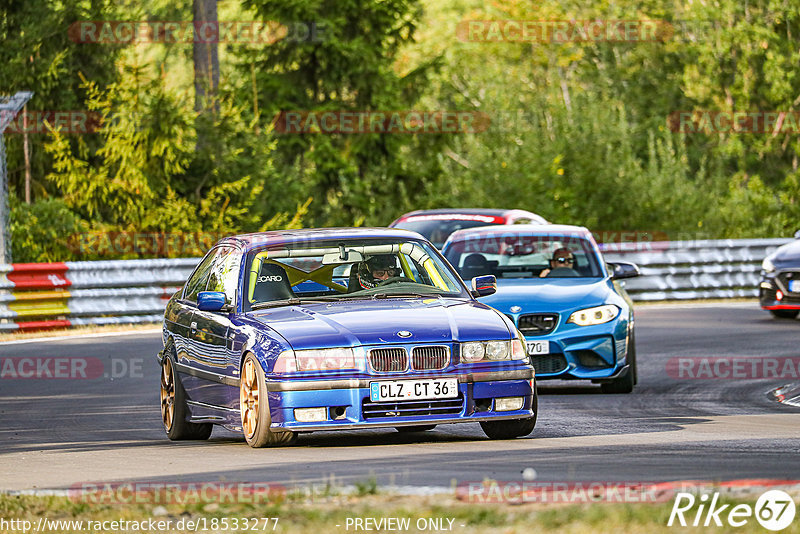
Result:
[240, 358, 260, 439]
[160, 358, 175, 431]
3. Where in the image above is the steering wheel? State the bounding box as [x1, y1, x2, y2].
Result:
[377, 276, 409, 287]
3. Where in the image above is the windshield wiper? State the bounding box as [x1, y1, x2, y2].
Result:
[371, 292, 441, 300]
[251, 293, 443, 309]
[250, 297, 338, 310]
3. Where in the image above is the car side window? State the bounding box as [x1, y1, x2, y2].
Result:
[183, 249, 219, 302]
[206, 247, 242, 304]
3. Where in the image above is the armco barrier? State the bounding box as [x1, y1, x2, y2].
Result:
[0, 259, 198, 332]
[0, 238, 793, 332]
[601, 238, 793, 301]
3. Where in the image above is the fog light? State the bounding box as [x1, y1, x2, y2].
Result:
[495, 397, 524, 411]
[777, 290, 784, 301]
[294, 407, 328, 422]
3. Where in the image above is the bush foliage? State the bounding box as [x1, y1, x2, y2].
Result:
[3, 0, 799, 261]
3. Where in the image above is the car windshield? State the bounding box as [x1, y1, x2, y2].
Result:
[394, 214, 505, 248]
[444, 233, 604, 280]
[244, 238, 468, 310]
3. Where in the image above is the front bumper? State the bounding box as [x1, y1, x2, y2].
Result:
[264, 369, 535, 431]
[523, 322, 629, 380]
[760, 273, 800, 310]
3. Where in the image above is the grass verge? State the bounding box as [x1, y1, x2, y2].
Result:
[1, 490, 798, 533]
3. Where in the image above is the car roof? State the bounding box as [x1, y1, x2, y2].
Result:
[398, 208, 511, 217]
[391, 208, 547, 225]
[444, 224, 593, 243]
[216, 227, 426, 251]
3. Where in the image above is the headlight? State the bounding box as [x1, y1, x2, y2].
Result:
[462, 342, 486, 362]
[486, 341, 509, 360]
[297, 347, 356, 371]
[762, 257, 775, 273]
[462, 340, 527, 362]
[276, 348, 356, 372]
[567, 305, 619, 326]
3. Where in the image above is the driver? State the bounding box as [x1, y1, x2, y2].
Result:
[539, 247, 575, 278]
[357, 254, 400, 289]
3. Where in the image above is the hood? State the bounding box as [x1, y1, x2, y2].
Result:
[478, 278, 613, 315]
[247, 298, 511, 350]
[772, 240, 800, 267]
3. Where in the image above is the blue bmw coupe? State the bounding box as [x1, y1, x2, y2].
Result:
[441, 225, 640, 393]
[159, 228, 536, 447]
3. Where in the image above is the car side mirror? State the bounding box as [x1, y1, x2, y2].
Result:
[794, 229, 800, 239]
[608, 262, 640, 280]
[197, 291, 228, 312]
[471, 275, 497, 297]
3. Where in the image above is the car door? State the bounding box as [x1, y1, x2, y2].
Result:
[190, 246, 243, 409]
[173, 250, 217, 370]
[177, 247, 231, 403]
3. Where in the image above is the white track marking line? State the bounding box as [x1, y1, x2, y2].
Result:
[0, 329, 161, 346]
[635, 302, 757, 310]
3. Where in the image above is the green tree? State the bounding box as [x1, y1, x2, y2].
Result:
[0, 0, 122, 201]
[44, 57, 301, 258]
[236, 0, 448, 226]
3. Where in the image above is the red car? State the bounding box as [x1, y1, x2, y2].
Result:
[390, 209, 548, 248]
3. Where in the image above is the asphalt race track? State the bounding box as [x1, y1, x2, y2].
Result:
[2, 303, 800, 491]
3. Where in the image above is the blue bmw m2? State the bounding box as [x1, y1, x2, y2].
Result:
[159, 228, 536, 447]
[442, 225, 640, 393]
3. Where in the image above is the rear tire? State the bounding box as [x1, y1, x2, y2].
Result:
[770, 309, 799, 319]
[160, 351, 212, 441]
[396, 425, 437, 433]
[240, 353, 296, 448]
[480, 391, 537, 440]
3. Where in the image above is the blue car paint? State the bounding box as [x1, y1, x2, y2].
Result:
[482, 278, 632, 379]
[441, 225, 634, 382]
[160, 228, 536, 433]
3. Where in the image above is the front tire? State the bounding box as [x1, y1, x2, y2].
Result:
[240, 353, 296, 448]
[480, 391, 537, 440]
[160, 354, 212, 441]
[770, 309, 799, 319]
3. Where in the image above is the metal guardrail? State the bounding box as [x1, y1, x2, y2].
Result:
[0, 259, 197, 332]
[0, 238, 792, 331]
[601, 238, 793, 301]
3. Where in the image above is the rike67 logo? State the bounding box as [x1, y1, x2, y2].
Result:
[668, 490, 796, 531]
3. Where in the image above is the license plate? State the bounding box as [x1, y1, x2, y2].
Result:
[790, 280, 799, 293]
[370, 378, 458, 402]
[526, 340, 550, 355]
